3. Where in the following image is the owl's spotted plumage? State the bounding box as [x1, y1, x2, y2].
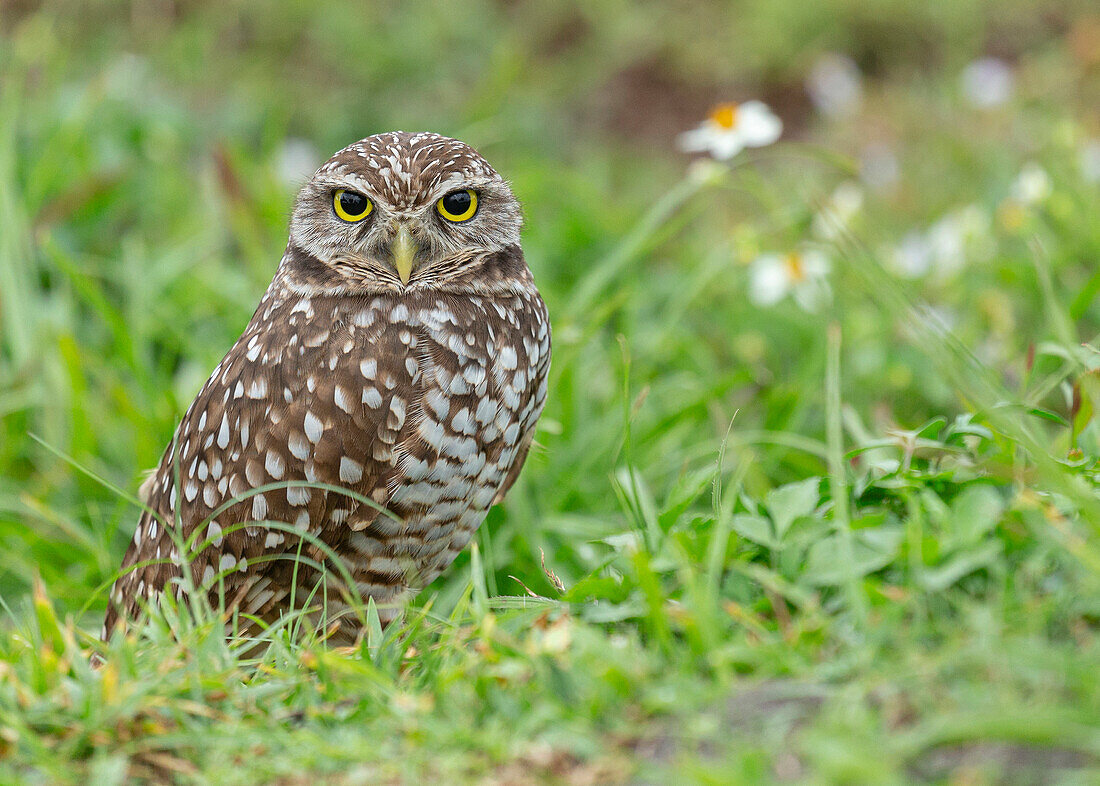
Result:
[104, 132, 550, 642]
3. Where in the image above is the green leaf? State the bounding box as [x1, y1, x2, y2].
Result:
[564, 575, 630, 604]
[33, 576, 67, 655]
[948, 485, 1004, 547]
[803, 524, 903, 586]
[364, 596, 384, 655]
[1027, 407, 1071, 427]
[920, 542, 1003, 591]
[913, 417, 947, 439]
[764, 478, 821, 540]
[730, 514, 780, 549]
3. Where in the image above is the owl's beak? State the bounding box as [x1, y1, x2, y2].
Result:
[390, 223, 417, 285]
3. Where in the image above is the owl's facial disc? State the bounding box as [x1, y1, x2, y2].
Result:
[288, 132, 522, 293]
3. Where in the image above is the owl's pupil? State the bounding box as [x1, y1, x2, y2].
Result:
[339, 191, 367, 215]
[442, 191, 471, 215]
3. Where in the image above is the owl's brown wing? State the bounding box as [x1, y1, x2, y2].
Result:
[104, 289, 414, 639]
[490, 298, 551, 506]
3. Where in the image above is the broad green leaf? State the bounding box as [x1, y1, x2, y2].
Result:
[921, 542, 1003, 591]
[949, 484, 1004, 547]
[764, 477, 820, 540]
[803, 525, 903, 586]
[730, 513, 780, 549]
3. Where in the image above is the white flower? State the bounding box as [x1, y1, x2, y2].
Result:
[1081, 139, 1100, 183]
[889, 205, 992, 280]
[961, 57, 1015, 108]
[928, 218, 965, 277]
[859, 143, 900, 192]
[1011, 162, 1052, 205]
[276, 138, 320, 188]
[812, 181, 864, 240]
[748, 248, 831, 311]
[806, 53, 863, 118]
[928, 205, 991, 275]
[678, 101, 783, 160]
[890, 232, 933, 278]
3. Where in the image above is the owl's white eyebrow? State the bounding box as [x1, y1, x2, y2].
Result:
[330, 173, 376, 196]
[432, 174, 468, 194]
[427, 173, 498, 202]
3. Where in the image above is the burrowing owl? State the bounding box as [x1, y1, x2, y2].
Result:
[103, 132, 550, 643]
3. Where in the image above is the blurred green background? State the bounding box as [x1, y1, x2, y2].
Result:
[4, 1, 1100, 782]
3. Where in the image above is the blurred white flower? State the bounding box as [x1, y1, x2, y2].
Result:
[890, 231, 933, 278]
[926, 218, 966, 277]
[812, 181, 864, 240]
[1011, 162, 1052, 205]
[276, 137, 320, 188]
[889, 204, 992, 280]
[961, 57, 1015, 108]
[806, 53, 863, 118]
[928, 204, 992, 275]
[859, 143, 900, 192]
[748, 248, 831, 311]
[678, 101, 783, 160]
[1081, 139, 1100, 183]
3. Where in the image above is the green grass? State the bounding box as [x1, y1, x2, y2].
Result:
[4, 1, 1100, 783]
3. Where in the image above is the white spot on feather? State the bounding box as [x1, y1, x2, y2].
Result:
[265, 450, 285, 479]
[362, 387, 382, 408]
[389, 396, 407, 429]
[217, 413, 230, 449]
[339, 457, 363, 483]
[288, 486, 311, 506]
[304, 411, 324, 443]
[334, 385, 354, 414]
[288, 431, 310, 461]
[425, 389, 450, 420]
[452, 408, 475, 435]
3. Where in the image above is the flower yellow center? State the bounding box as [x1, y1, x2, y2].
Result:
[709, 103, 739, 130]
[784, 252, 806, 282]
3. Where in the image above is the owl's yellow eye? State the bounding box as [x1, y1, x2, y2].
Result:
[436, 189, 478, 222]
[333, 188, 373, 222]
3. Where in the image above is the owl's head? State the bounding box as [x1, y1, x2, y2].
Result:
[287, 132, 523, 293]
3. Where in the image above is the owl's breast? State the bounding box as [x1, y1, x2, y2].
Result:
[359, 290, 548, 571]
